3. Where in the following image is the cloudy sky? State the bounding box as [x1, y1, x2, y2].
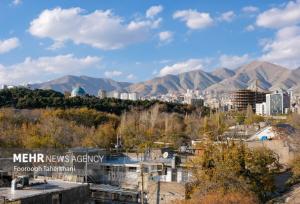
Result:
[0, 0, 300, 85]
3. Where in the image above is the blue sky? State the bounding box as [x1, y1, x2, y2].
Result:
[0, 0, 300, 85]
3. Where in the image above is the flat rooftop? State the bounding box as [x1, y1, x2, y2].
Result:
[0, 179, 88, 201]
[90, 184, 138, 195]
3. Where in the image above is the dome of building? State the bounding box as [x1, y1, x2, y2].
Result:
[71, 86, 86, 97]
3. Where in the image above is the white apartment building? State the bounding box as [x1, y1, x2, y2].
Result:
[128, 92, 138, 101]
[120, 92, 129, 100]
[112, 91, 120, 99]
[256, 102, 266, 115]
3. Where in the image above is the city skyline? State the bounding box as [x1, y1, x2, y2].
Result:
[0, 0, 300, 85]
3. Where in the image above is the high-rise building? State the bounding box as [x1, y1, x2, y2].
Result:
[256, 102, 266, 115]
[266, 90, 290, 115]
[128, 92, 138, 101]
[183, 89, 204, 106]
[98, 89, 107, 99]
[120, 92, 129, 100]
[232, 89, 266, 111]
[0, 84, 8, 90]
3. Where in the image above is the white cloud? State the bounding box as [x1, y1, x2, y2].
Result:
[0, 54, 101, 85]
[104, 70, 123, 78]
[260, 26, 300, 68]
[159, 31, 173, 43]
[127, 74, 136, 80]
[173, 9, 213, 29]
[0, 37, 20, 54]
[218, 11, 235, 22]
[219, 54, 251, 68]
[245, 24, 255, 31]
[47, 41, 64, 50]
[256, 0, 300, 28]
[12, 0, 22, 6]
[255, 1, 300, 68]
[242, 6, 259, 13]
[29, 7, 160, 50]
[158, 58, 210, 76]
[146, 5, 163, 18]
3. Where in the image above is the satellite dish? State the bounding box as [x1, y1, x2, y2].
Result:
[163, 152, 169, 159]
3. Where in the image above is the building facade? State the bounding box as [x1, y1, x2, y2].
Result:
[266, 90, 290, 115]
[256, 102, 266, 115]
[97, 89, 107, 99]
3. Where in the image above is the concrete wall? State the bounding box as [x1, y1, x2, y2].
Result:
[246, 140, 295, 165]
[146, 181, 185, 204]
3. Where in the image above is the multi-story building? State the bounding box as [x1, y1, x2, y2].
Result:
[232, 89, 267, 111]
[256, 102, 267, 115]
[111, 91, 120, 99]
[128, 92, 138, 101]
[0, 84, 8, 90]
[183, 89, 204, 106]
[266, 90, 290, 115]
[120, 92, 129, 100]
[97, 89, 107, 99]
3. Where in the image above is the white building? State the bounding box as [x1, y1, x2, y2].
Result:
[256, 102, 266, 115]
[98, 89, 107, 99]
[112, 91, 120, 99]
[128, 92, 138, 101]
[120, 92, 129, 100]
[0, 84, 16, 90]
[0, 84, 8, 90]
[183, 89, 204, 106]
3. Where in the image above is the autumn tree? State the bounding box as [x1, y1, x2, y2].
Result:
[83, 123, 116, 149]
[187, 142, 280, 202]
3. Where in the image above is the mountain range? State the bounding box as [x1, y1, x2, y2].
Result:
[31, 61, 300, 96]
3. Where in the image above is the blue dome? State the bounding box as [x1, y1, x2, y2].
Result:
[71, 86, 86, 97]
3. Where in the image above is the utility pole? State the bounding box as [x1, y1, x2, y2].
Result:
[141, 163, 144, 204]
[85, 149, 88, 183]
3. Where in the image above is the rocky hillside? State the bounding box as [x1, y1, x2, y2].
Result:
[31, 61, 300, 96]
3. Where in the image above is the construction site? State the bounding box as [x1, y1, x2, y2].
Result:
[232, 89, 267, 111]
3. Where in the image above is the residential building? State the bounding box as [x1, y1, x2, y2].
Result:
[183, 89, 204, 106]
[0, 85, 8, 90]
[111, 91, 120, 99]
[97, 89, 107, 99]
[256, 102, 266, 115]
[128, 92, 138, 101]
[120, 92, 129, 100]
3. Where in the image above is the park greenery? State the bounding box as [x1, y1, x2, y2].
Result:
[0, 87, 202, 115]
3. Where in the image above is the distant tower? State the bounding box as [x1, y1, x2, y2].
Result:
[98, 89, 107, 99]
